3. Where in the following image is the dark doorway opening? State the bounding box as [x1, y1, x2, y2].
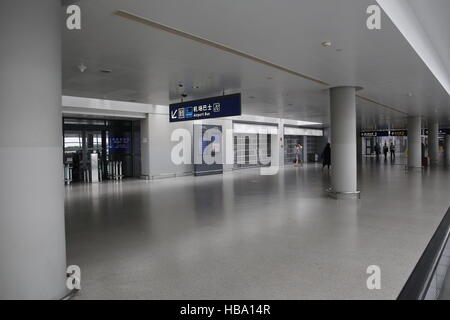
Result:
[63, 117, 141, 182]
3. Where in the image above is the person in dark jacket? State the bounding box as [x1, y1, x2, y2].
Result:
[375, 142, 381, 159]
[390, 142, 396, 160]
[322, 143, 331, 170]
[383, 143, 389, 160]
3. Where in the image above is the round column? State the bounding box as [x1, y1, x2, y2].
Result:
[407, 116, 422, 169]
[445, 135, 450, 166]
[0, 1, 67, 299]
[429, 120, 439, 166]
[356, 127, 363, 162]
[329, 86, 359, 199]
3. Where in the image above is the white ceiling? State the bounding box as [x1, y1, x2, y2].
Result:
[61, 0, 450, 129]
[407, 0, 450, 92]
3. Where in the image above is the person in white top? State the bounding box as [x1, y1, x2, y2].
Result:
[295, 144, 303, 167]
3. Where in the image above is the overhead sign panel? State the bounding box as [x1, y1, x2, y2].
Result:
[169, 93, 241, 122]
[360, 131, 389, 137]
[390, 130, 407, 136]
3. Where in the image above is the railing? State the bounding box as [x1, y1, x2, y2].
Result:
[107, 161, 123, 181]
[397, 207, 450, 300]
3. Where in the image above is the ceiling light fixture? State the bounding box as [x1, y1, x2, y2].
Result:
[321, 41, 332, 47]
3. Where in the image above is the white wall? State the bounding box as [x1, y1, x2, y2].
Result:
[62, 96, 324, 179]
[141, 113, 194, 179]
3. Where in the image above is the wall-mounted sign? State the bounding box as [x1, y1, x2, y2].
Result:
[109, 136, 131, 152]
[169, 93, 241, 122]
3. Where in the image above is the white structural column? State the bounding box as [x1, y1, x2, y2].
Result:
[429, 120, 439, 166]
[329, 86, 359, 199]
[0, 1, 67, 299]
[407, 116, 422, 169]
[277, 119, 285, 167]
[140, 115, 151, 179]
[356, 127, 362, 162]
[445, 135, 450, 166]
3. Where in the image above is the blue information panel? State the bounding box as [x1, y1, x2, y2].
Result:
[169, 93, 241, 122]
[109, 136, 131, 152]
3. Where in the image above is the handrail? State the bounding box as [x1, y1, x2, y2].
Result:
[397, 207, 450, 300]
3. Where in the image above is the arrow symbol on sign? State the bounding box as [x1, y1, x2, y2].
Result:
[171, 109, 178, 119]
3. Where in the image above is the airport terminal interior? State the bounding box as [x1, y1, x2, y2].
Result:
[1, 0, 450, 301]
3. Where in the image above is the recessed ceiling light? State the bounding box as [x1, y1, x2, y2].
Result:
[407, 92, 413, 97]
[321, 41, 332, 47]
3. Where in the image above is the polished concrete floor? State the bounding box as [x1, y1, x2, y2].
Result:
[65, 156, 450, 299]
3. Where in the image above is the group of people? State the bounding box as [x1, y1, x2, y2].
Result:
[294, 140, 396, 169]
[374, 142, 396, 160]
[294, 142, 331, 170]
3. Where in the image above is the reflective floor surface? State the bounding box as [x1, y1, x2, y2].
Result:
[65, 156, 450, 299]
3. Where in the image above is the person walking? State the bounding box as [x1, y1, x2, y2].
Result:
[375, 142, 381, 160]
[322, 143, 331, 170]
[383, 142, 389, 160]
[390, 142, 396, 160]
[294, 144, 303, 166]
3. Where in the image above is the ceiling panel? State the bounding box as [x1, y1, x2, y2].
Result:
[62, 0, 450, 129]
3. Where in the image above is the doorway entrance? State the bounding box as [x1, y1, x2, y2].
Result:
[63, 117, 140, 183]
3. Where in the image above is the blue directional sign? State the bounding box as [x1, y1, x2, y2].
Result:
[169, 93, 241, 122]
[109, 136, 131, 152]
